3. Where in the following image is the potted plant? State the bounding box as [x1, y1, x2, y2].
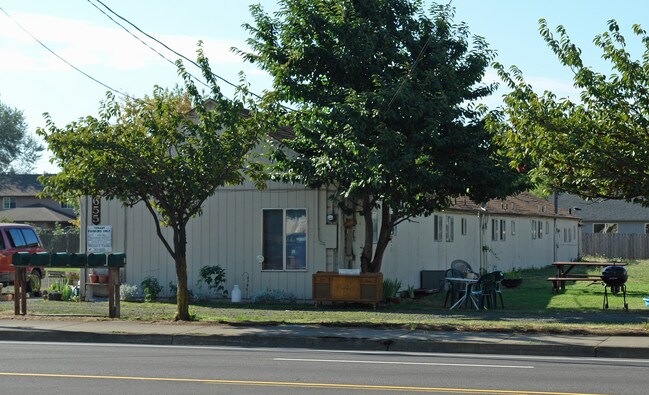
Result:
[502, 268, 523, 288]
[47, 279, 67, 301]
[88, 269, 99, 283]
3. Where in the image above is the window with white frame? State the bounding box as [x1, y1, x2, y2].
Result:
[492, 219, 499, 241]
[511, 220, 516, 235]
[2, 197, 16, 209]
[446, 216, 454, 242]
[500, 219, 506, 240]
[461, 218, 467, 235]
[593, 223, 618, 233]
[545, 221, 549, 234]
[531, 220, 537, 239]
[434, 215, 443, 241]
[538, 220, 543, 239]
[262, 209, 307, 271]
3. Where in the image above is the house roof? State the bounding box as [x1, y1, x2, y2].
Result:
[556, 193, 649, 222]
[0, 174, 44, 196]
[0, 205, 75, 223]
[449, 192, 574, 218]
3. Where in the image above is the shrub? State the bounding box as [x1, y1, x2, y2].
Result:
[120, 284, 139, 301]
[251, 289, 297, 304]
[383, 278, 402, 299]
[196, 265, 228, 298]
[141, 276, 163, 302]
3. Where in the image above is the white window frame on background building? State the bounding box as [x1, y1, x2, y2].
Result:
[492, 219, 499, 241]
[461, 218, 467, 236]
[2, 197, 16, 209]
[434, 214, 443, 241]
[593, 223, 618, 233]
[500, 219, 506, 240]
[446, 216, 454, 242]
[511, 220, 516, 235]
[531, 220, 537, 239]
[261, 208, 308, 271]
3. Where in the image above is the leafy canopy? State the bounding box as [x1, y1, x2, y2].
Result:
[38, 82, 260, 234]
[491, 19, 649, 203]
[0, 99, 43, 173]
[37, 46, 262, 320]
[239, 0, 525, 272]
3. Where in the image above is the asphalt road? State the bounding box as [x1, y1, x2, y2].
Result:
[0, 341, 647, 394]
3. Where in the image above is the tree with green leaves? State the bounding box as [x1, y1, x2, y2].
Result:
[37, 49, 261, 321]
[491, 19, 649, 204]
[0, 99, 43, 173]
[238, 0, 525, 273]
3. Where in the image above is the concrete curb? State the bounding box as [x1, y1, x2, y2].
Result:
[0, 327, 646, 359]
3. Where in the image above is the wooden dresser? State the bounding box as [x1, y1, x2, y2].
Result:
[312, 272, 383, 308]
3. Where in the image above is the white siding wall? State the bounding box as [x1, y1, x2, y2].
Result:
[373, 211, 579, 288]
[376, 213, 481, 288]
[80, 183, 339, 300]
[81, 190, 580, 300]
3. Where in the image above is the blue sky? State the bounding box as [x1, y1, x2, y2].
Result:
[1, 0, 648, 173]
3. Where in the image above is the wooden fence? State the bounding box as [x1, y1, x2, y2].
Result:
[582, 233, 649, 259]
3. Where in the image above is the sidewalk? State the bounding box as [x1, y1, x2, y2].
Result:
[1, 318, 648, 359]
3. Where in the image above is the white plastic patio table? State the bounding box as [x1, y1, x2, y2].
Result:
[445, 277, 480, 310]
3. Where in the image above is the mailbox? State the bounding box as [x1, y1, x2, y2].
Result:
[107, 253, 126, 267]
[11, 252, 31, 266]
[69, 253, 87, 267]
[87, 253, 107, 267]
[51, 252, 71, 266]
[30, 252, 51, 267]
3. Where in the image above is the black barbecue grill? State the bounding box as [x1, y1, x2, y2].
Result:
[601, 266, 628, 310]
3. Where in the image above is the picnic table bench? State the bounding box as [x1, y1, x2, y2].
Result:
[11, 252, 126, 318]
[547, 261, 626, 293]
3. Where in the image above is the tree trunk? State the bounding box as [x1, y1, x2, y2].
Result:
[369, 202, 393, 273]
[173, 225, 190, 321]
[360, 195, 373, 273]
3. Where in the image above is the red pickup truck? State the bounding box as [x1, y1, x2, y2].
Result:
[0, 223, 44, 293]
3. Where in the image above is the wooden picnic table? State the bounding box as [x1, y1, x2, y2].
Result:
[548, 261, 626, 292]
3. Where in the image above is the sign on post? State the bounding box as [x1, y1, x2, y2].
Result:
[87, 225, 112, 253]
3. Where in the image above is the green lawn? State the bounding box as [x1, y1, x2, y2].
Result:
[1, 257, 648, 335]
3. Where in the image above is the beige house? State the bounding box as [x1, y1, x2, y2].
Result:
[80, 186, 579, 300]
[0, 174, 76, 229]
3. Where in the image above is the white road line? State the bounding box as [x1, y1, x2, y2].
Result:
[274, 357, 534, 369]
[2, 341, 648, 365]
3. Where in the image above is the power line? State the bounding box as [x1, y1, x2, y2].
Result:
[0, 5, 133, 99]
[386, 33, 434, 111]
[90, 0, 243, 93]
[89, 0, 298, 113]
[85, 0, 213, 92]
